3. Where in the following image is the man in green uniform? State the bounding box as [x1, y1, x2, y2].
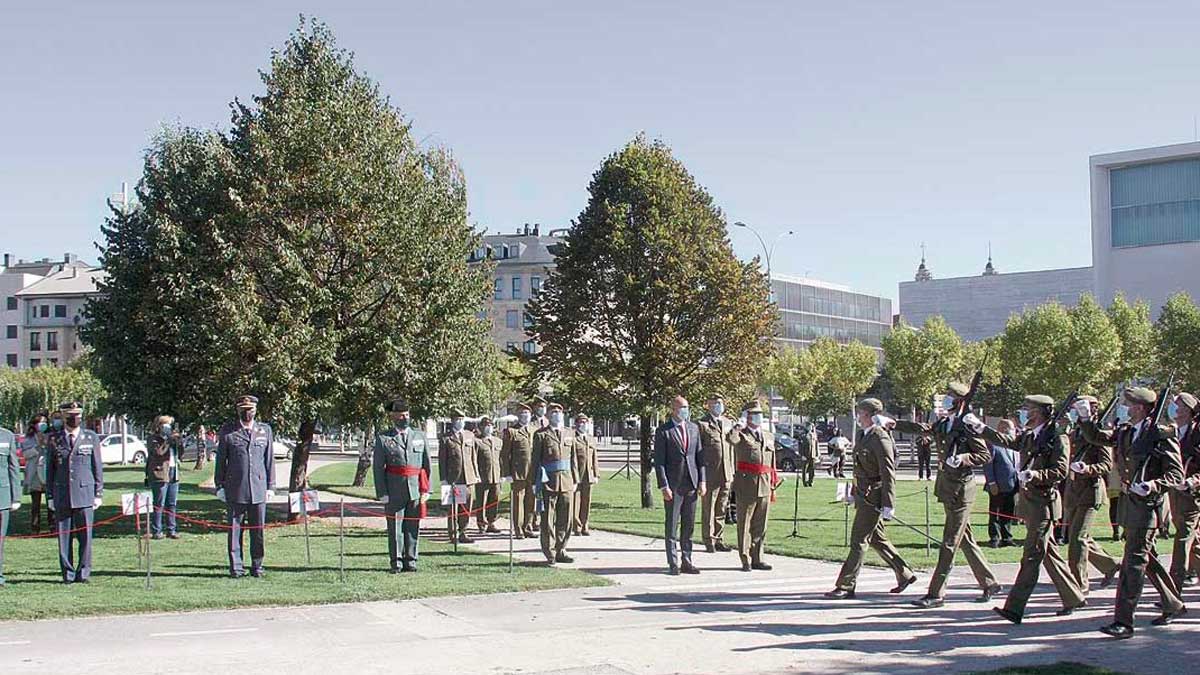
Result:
[729, 400, 778, 572]
[373, 399, 431, 572]
[975, 395, 1086, 624]
[1080, 387, 1187, 638]
[533, 403, 577, 564]
[475, 416, 503, 534]
[893, 382, 1000, 608]
[0, 424, 21, 586]
[697, 394, 735, 552]
[1064, 395, 1120, 594]
[800, 422, 820, 487]
[439, 409, 479, 544]
[1168, 392, 1200, 590]
[502, 403, 538, 538]
[571, 414, 599, 536]
[826, 399, 917, 599]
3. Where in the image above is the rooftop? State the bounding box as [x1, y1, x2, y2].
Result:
[15, 266, 106, 297]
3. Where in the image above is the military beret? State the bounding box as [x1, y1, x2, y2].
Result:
[547, 402, 564, 412]
[447, 408, 466, 418]
[513, 402, 531, 413]
[946, 382, 970, 397]
[1023, 394, 1055, 407]
[531, 395, 548, 405]
[1176, 392, 1199, 412]
[742, 400, 764, 414]
[706, 393, 725, 402]
[856, 398, 884, 414]
[575, 413, 589, 423]
[59, 401, 83, 414]
[235, 395, 259, 409]
[478, 415, 493, 425]
[1125, 387, 1157, 406]
[1076, 395, 1099, 404]
[385, 398, 409, 413]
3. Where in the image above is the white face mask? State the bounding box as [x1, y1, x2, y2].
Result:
[451, 419, 465, 432]
[676, 406, 690, 422]
[518, 411, 532, 425]
[749, 413, 764, 427]
[482, 425, 494, 437]
[710, 402, 725, 417]
[1114, 405, 1130, 424]
[576, 423, 588, 434]
[549, 412, 563, 427]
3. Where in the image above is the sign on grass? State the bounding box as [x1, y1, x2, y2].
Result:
[122, 491, 153, 516]
[289, 489, 320, 513]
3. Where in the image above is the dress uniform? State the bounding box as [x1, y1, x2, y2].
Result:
[373, 399, 431, 572]
[729, 400, 778, 572]
[474, 416, 504, 534]
[46, 401, 104, 584]
[828, 399, 917, 599]
[502, 403, 538, 537]
[1064, 395, 1120, 594]
[532, 403, 576, 564]
[697, 395, 735, 552]
[0, 425, 21, 586]
[800, 423, 820, 487]
[980, 395, 1086, 623]
[571, 414, 599, 536]
[214, 395, 275, 578]
[439, 409, 479, 543]
[1081, 387, 1186, 638]
[894, 382, 1000, 607]
[1168, 392, 1200, 589]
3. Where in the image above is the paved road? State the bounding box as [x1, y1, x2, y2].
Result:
[4, 496, 1199, 674]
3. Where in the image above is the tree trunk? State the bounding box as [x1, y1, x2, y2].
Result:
[352, 423, 374, 487]
[288, 418, 317, 519]
[193, 430, 207, 470]
[639, 414, 653, 508]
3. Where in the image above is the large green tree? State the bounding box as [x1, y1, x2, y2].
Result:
[880, 316, 963, 415]
[999, 295, 1120, 398]
[0, 362, 108, 430]
[85, 19, 494, 504]
[1155, 292, 1200, 390]
[1106, 293, 1157, 388]
[527, 136, 776, 507]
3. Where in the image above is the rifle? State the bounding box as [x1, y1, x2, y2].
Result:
[1073, 390, 1120, 464]
[1133, 373, 1175, 485]
[1022, 385, 1082, 471]
[947, 346, 992, 455]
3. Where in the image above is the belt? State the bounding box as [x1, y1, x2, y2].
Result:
[542, 459, 572, 473]
[737, 461, 773, 475]
[386, 465, 422, 477]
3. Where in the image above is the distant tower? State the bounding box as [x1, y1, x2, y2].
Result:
[914, 242, 933, 282]
[982, 242, 998, 276]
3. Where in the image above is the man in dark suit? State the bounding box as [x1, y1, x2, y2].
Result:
[1, 424, 21, 586]
[654, 395, 706, 575]
[46, 401, 103, 584]
[215, 394, 275, 578]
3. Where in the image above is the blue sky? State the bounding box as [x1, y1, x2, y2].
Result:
[3, 1, 1199, 301]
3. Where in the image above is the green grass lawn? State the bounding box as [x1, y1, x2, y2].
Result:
[1, 465, 603, 621]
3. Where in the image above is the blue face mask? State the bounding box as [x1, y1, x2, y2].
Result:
[1017, 409, 1030, 426]
[1115, 405, 1130, 424]
[161, 423, 172, 435]
[482, 425, 494, 437]
[451, 419, 465, 432]
[518, 411, 532, 425]
[677, 406, 691, 422]
[749, 413, 764, 427]
[52, 418, 63, 430]
[710, 402, 725, 417]
[549, 412, 563, 427]
[36, 421, 48, 433]
[943, 395, 957, 411]
[1169, 402, 1181, 419]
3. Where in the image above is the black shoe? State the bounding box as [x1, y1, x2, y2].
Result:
[167, 532, 180, 540]
[555, 552, 573, 564]
[993, 607, 1022, 624]
[714, 541, 732, 552]
[1153, 606, 1187, 626]
[1100, 569, 1118, 588]
[987, 539, 999, 549]
[1100, 622, 1134, 639]
[979, 584, 1003, 603]
[741, 560, 752, 572]
[514, 532, 525, 540]
[250, 568, 265, 578]
[668, 567, 680, 576]
[487, 525, 501, 534]
[230, 571, 247, 579]
[999, 539, 1016, 548]
[402, 563, 417, 573]
[891, 575, 918, 594]
[825, 588, 856, 600]
[76, 578, 90, 584]
[388, 568, 401, 575]
[705, 544, 716, 553]
[912, 597, 943, 609]
[1057, 600, 1086, 616]
[1185, 574, 1198, 587]
[580, 530, 591, 536]
[681, 563, 700, 575]
[152, 533, 165, 540]
[458, 533, 474, 544]
[751, 562, 772, 571]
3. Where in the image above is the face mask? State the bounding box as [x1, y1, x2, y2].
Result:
[64, 414, 81, 429]
[535, 407, 547, 418]
[677, 406, 691, 422]
[518, 411, 532, 425]
[1067, 410, 1079, 424]
[1017, 409, 1030, 427]
[1169, 402, 1181, 419]
[36, 421, 48, 433]
[1115, 405, 1130, 424]
[395, 418, 410, 430]
[52, 418, 63, 430]
[451, 419, 465, 432]
[549, 412, 563, 427]
[482, 425, 494, 437]
[160, 423, 172, 435]
[576, 423, 587, 434]
[239, 409, 255, 423]
[749, 413, 764, 427]
[942, 395, 957, 411]
[710, 402, 725, 417]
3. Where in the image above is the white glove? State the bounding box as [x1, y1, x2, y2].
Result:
[1070, 461, 1087, 474]
[1130, 481, 1151, 497]
[500, 476, 513, 484]
[266, 490, 275, 499]
[379, 495, 389, 504]
[945, 454, 963, 468]
[46, 498, 54, 511]
[872, 414, 895, 429]
[1073, 399, 1092, 421]
[1018, 470, 1033, 484]
[961, 413, 984, 433]
[216, 488, 226, 503]
[419, 493, 430, 504]
[590, 476, 598, 484]
[880, 506, 895, 521]
[11, 502, 20, 511]
[497, 414, 519, 424]
[93, 496, 103, 509]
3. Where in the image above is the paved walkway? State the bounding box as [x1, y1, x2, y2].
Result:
[4, 493, 1199, 675]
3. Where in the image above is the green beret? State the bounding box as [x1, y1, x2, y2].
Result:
[706, 393, 725, 402]
[478, 415, 493, 425]
[548, 402, 564, 412]
[856, 398, 884, 414]
[1176, 392, 1198, 412]
[742, 400, 764, 414]
[946, 382, 970, 397]
[574, 413, 589, 423]
[531, 395, 548, 405]
[1076, 395, 1098, 404]
[1125, 387, 1157, 406]
[513, 402, 531, 413]
[448, 408, 466, 418]
[1023, 394, 1055, 407]
[385, 398, 409, 413]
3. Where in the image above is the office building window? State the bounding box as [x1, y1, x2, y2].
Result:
[523, 340, 536, 354]
[39, 305, 50, 318]
[1111, 157, 1200, 248]
[5, 325, 15, 339]
[531, 276, 542, 295]
[30, 358, 41, 368]
[47, 331, 58, 351]
[29, 331, 40, 351]
[54, 304, 67, 317]
[5, 297, 15, 310]
[512, 276, 523, 300]
[5, 354, 15, 367]
[505, 310, 519, 329]
[523, 312, 533, 329]
[494, 278, 503, 300]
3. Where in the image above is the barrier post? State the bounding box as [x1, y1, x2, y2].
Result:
[134, 493, 144, 565]
[144, 500, 153, 590]
[301, 491, 312, 565]
[507, 485, 514, 573]
[843, 501, 849, 547]
[924, 484, 931, 558]
[338, 497, 346, 582]
[451, 486, 459, 554]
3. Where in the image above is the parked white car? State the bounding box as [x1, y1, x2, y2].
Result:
[98, 434, 150, 464]
[273, 439, 295, 460]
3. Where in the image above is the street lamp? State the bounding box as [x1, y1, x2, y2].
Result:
[733, 221, 795, 299]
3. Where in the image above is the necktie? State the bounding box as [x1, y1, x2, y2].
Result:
[679, 423, 687, 455]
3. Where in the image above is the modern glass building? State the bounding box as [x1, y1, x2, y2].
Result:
[1092, 142, 1200, 316]
[770, 274, 891, 354]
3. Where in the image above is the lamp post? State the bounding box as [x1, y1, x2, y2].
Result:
[733, 221, 794, 300]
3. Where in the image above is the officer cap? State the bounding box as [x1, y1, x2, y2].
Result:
[548, 402, 564, 412]
[513, 402, 531, 413]
[448, 408, 466, 418]
[478, 415, 493, 425]
[1023, 394, 1055, 408]
[575, 413, 589, 423]
[707, 393, 725, 402]
[59, 400, 83, 414]
[235, 395, 259, 409]
[531, 395, 548, 405]
[1076, 395, 1099, 404]
[856, 398, 884, 414]
[1176, 392, 1199, 412]
[742, 400, 764, 414]
[1125, 387, 1157, 406]
[385, 398, 409, 413]
[946, 382, 970, 397]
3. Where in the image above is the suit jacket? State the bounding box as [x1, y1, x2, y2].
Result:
[697, 413, 735, 486]
[851, 426, 897, 510]
[502, 423, 537, 482]
[439, 431, 480, 485]
[730, 426, 776, 498]
[572, 433, 599, 485]
[896, 417, 990, 507]
[214, 421, 274, 505]
[0, 428, 20, 509]
[46, 428, 103, 509]
[1064, 427, 1112, 509]
[1082, 418, 1183, 529]
[984, 424, 1069, 520]
[373, 427, 430, 506]
[475, 434, 504, 485]
[532, 426, 577, 493]
[654, 419, 704, 492]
